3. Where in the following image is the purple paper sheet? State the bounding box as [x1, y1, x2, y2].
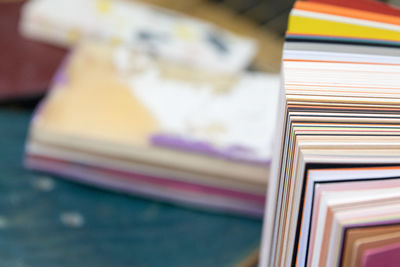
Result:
[150, 134, 270, 166]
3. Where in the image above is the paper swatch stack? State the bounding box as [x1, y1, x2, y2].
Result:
[260, 0, 400, 266]
[24, 40, 280, 216]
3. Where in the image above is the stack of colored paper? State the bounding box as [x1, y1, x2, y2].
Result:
[260, 0, 400, 266]
[24, 41, 280, 216]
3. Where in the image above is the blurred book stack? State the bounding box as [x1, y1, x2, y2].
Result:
[21, 0, 282, 216]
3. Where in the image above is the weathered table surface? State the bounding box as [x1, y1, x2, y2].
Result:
[0, 107, 262, 267]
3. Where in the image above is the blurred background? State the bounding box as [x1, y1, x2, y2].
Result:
[0, 0, 287, 266]
[0, 0, 398, 266]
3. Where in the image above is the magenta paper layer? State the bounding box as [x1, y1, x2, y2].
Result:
[338, 221, 400, 267]
[362, 242, 400, 267]
[25, 153, 265, 217]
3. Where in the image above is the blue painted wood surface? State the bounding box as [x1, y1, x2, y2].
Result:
[0, 108, 262, 267]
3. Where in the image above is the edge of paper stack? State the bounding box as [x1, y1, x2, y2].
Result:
[260, 0, 400, 266]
